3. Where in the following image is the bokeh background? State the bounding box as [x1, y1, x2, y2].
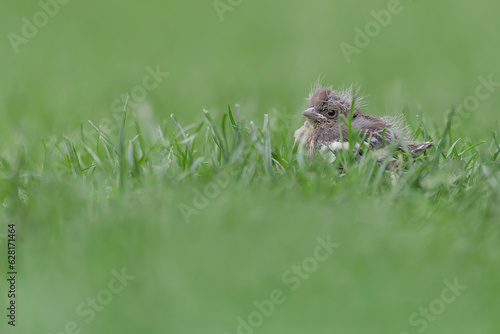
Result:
[2, 0, 500, 141]
[1, 0, 500, 333]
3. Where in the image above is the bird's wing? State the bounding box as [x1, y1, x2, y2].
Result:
[351, 111, 396, 147]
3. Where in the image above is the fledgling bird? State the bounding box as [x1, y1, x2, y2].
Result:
[294, 86, 434, 157]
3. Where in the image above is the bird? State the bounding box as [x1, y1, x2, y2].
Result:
[294, 86, 434, 157]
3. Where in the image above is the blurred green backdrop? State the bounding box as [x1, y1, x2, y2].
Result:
[1, 0, 499, 143]
[1, 1, 500, 334]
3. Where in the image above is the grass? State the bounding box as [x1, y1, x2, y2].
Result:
[16, 101, 499, 201]
[1, 100, 500, 333]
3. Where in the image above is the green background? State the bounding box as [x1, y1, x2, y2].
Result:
[1, 0, 499, 333]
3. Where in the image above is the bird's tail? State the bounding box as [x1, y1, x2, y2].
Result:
[406, 141, 434, 154]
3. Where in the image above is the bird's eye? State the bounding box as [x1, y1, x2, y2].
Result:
[327, 110, 337, 117]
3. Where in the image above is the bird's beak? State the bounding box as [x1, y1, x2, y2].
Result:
[302, 107, 324, 121]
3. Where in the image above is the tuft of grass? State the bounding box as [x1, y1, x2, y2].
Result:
[2, 103, 495, 203]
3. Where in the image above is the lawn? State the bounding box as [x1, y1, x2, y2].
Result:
[1, 1, 500, 333]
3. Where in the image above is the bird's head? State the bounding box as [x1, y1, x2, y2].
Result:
[302, 88, 352, 124]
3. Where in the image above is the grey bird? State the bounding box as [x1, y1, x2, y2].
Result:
[294, 87, 434, 157]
